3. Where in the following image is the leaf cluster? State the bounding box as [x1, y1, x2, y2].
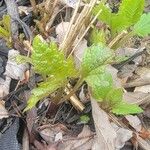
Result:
[26, 0, 150, 115]
[82, 43, 142, 115]
[92, 0, 150, 38]
[25, 36, 77, 110]
[26, 38, 143, 115]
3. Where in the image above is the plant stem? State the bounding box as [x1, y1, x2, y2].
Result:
[59, 77, 84, 104]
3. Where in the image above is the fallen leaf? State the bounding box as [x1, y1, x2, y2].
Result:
[137, 135, 150, 150]
[22, 128, 29, 150]
[136, 67, 150, 80]
[116, 48, 140, 57]
[125, 115, 142, 132]
[123, 92, 149, 105]
[116, 48, 143, 65]
[135, 85, 150, 93]
[61, 125, 94, 150]
[132, 67, 150, 93]
[143, 104, 150, 118]
[34, 140, 59, 150]
[4, 49, 29, 80]
[39, 123, 68, 143]
[0, 76, 11, 98]
[111, 123, 133, 150]
[55, 132, 63, 142]
[91, 98, 116, 150]
[118, 64, 137, 80]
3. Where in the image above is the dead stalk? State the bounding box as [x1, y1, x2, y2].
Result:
[108, 30, 128, 49]
[60, 0, 97, 56]
[69, 9, 102, 57]
[30, 0, 37, 14]
[45, 0, 58, 16]
[60, 0, 81, 52]
[65, 83, 85, 111]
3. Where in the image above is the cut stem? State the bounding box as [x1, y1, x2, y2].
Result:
[59, 77, 84, 104]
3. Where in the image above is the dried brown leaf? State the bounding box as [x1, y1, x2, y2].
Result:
[91, 98, 116, 150]
[4, 49, 29, 80]
[125, 115, 142, 132]
[61, 125, 94, 150]
[123, 92, 149, 105]
[111, 123, 133, 150]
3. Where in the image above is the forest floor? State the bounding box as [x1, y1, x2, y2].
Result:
[0, 0, 150, 150]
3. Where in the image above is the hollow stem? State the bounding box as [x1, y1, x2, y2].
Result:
[59, 77, 84, 104]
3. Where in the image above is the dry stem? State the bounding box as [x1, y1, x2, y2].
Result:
[59, 0, 97, 56]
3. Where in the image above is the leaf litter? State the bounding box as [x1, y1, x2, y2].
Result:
[0, 0, 150, 150]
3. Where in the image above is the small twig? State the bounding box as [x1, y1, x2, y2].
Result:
[14, 80, 21, 91]
[113, 48, 146, 70]
[52, 103, 64, 124]
[12, 101, 23, 117]
[108, 30, 128, 49]
[112, 31, 134, 50]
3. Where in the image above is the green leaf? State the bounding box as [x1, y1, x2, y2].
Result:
[82, 43, 114, 77]
[106, 88, 123, 105]
[80, 115, 90, 124]
[90, 28, 106, 45]
[93, 0, 144, 35]
[112, 102, 143, 115]
[32, 35, 77, 78]
[110, 15, 130, 34]
[24, 35, 78, 110]
[86, 69, 113, 100]
[24, 78, 64, 111]
[133, 13, 150, 37]
[93, 3, 112, 25]
[118, 0, 144, 25]
[82, 43, 114, 100]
